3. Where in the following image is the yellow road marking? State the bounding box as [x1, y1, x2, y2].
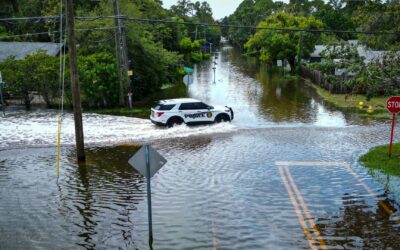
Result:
[277, 161, 400, 225]
[346, 167, 400, 224]
[283, 166, 328, 249]
[279, 166, 319, 250]
[276, 161, 349, 168]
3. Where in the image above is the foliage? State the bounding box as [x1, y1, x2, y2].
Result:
[179, 37, 207, 62]
[314, 6, 355, 40]
[226, 0, 281, 48]
[245, 12, 323, 72]
[353, 2, 400, 50]
[78, 53, 119, 108]
[360, 143, 400, 176]
[307, 43, 400, 97]
[352, 52, 400, 97]
[0, 51, 60, 109]
[128, 36, 183, 97]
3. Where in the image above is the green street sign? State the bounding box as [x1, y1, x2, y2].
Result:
[184, 67, 194, 74]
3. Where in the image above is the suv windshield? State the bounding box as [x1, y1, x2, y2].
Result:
[153, 104, 176, 111]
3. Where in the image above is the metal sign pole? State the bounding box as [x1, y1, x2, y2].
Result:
[389, 113, 396, 157]
[0, 73, 5, 117]
[213, 67, 216, 83]
[128, 145, 167, 250]
[145, 145, 154, 248]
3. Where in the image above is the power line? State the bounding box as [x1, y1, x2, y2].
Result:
[0, 15, 399, 36]
[0, 26, 121, 39]
[0, 16, 60, 22]
[0, 32, 50, 39]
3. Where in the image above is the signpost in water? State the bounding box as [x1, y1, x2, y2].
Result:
[128, 145, 167, 248]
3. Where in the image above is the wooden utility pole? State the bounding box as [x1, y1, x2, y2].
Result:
[119, 16, 131, 94]
[66, 0, 85, 161]
[113, 0, 124, 107]
[297, 31, 303, 74]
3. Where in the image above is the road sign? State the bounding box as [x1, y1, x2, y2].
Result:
[387, 96, 400, 113]
[128, 145, 167, 178]
[184, 67, 194, 74]
[386, 96, 400, 157]
[183, 74, 193, 85]
[128, 145, 167, 248]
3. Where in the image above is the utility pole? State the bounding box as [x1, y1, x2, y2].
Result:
[66, 0, 85, 161]
[298, 31, 303, 75]
[0, 72, 5, 117]
[119, 15, 132, 108]
[113, 0, 124, 106]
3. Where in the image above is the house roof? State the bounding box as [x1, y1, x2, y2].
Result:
[310, 45, 325, 58]
[0, 42, 62, 62]
[309, 40, 396, 64]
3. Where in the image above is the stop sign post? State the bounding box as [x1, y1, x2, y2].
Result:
[386, 96, 400, 157]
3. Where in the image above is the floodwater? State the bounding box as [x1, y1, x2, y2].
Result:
[1, 44, 400, 249]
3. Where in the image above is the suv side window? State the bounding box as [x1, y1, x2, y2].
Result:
[179, 102, 199, 110]
[196, 102, 210, 109]
[154, 104, 176, 111]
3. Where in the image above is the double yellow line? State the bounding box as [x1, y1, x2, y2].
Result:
[277, 161, 400, 250]
[278, 165, 327, 250]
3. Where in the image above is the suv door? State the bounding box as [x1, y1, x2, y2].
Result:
[179, 102, 212, 123]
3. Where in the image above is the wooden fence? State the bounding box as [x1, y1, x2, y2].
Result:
[300, 66, 350, 94]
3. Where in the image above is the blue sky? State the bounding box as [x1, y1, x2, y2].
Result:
[161, 0, 243, 20]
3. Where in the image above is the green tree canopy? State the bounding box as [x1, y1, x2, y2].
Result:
[245, 12, 323, 72]
[0, 51, 59, 109]
[353, 2, 400, 50]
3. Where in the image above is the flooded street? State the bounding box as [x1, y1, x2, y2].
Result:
[1, 44, 400, 249]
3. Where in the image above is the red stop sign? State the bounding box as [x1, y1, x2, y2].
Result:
[387, 96, 400, 113]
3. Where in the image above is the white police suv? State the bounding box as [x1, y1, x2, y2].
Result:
[150, 98, 234, 127]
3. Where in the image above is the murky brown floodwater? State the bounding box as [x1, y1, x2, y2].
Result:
[1, 44, 399, 249]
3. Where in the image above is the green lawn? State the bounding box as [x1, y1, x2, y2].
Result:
[87, 83, 187, 118]
[359, 143, 400, 176]
[92, 107, 150, 118]
[305, 80, 391, 119]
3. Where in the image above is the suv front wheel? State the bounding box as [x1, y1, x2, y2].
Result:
[215, 114, 230, 123]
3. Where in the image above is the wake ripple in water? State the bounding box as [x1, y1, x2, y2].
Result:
[0, 109, 237, 148]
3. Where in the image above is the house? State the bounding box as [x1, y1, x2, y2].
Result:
[308, 45, 325, 63]
[308, 40, 395, 76]
[0, 42, 63, 62]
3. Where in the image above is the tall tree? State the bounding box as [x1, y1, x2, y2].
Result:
[245, 12, 323, 72]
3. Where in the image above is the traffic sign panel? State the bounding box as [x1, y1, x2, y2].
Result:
[128, 145, 167, 178]
[183, 74, 193, 85]
[387, 96, 400, 113]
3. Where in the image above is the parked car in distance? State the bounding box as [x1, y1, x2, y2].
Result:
[150, 98, 234, 127]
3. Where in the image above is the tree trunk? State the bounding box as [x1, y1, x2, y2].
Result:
[288, 57, 296, 74]
[23, 91, 31, 110]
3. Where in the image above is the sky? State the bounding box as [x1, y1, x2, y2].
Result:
[161, 0, 243, 20]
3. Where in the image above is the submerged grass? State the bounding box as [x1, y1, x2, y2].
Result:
[359, 143, 400, 176]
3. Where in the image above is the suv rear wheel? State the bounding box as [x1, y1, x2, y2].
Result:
[167, 117, 184, 128]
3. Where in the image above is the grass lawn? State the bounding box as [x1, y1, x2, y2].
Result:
[92, 107, 150, 118]
[305, 80, 392, 119]
[359, 143, 400, 176]
[88, 83, 187, 118]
